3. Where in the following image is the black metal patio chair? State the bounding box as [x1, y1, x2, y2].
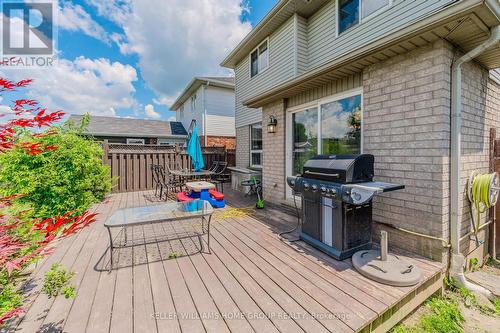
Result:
[158, 165, 183, 200]
[211, 161, 228, 193]
[151, 164, 162, 197]
[207, 161, 219, 172]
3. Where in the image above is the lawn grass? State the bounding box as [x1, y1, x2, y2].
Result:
[391, 275, 500, 333]
[391, 295, 464, 333]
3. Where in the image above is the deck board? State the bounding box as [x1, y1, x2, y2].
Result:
[8, 189, 444, 333]
[220, 218, 377, 323]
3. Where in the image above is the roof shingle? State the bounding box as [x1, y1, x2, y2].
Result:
[68, 115, 188, 138]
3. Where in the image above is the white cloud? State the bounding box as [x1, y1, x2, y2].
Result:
[144, 103, 160, 119]
[0, 97, 15, 124]
[85, 0, 131, 26]
[58, 1, 110, 43]
[167, 115, 176, 122]
[0, 57, 138, 116]
[321, 102, 356, 138]
[88, 0, 251, 106]
[153, 94, 180, 107]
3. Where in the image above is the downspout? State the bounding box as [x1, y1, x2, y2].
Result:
[203, 82, 210, 146]
[449, 24, 500, 296]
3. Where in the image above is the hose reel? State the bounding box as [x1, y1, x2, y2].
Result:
[466, 171, 499, 236]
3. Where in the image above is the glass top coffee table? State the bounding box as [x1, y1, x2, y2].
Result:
[105, 200, 213, 270]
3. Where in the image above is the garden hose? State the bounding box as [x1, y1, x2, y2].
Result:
[470, 173, 495, 235]
[213, 182, 277, 220]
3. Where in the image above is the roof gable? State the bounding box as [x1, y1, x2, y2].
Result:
[170, 76, 235, 110]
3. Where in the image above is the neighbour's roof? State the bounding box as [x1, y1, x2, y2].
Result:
[68, 115, 188, 138]
[170, 76, 235, 110]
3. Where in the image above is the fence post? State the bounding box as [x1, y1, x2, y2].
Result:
[102, 140, 109, 166]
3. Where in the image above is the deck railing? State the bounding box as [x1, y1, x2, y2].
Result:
[102, 143, 235, 193]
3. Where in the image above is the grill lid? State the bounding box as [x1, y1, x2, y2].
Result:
[302, 154, 374, 183]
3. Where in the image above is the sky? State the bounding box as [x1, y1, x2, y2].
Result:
[0, 0, 278, 122]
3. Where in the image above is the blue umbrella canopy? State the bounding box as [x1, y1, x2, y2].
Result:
[187, 125, 205, 171]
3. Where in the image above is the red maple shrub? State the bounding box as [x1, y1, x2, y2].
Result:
[0, 77, 100, 326]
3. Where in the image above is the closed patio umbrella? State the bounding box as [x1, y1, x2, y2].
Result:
[187, 125, 205, 171]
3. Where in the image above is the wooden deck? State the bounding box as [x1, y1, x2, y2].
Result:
[7, 189, 443, 333]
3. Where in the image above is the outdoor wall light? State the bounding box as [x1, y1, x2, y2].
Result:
[267, 115, 277, 133]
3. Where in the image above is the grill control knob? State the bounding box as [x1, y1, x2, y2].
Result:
[329, 188, 337, 195]
[311, 184, 318, 191]
[303, 183, 310, 190]
[320, 186, 327, 194]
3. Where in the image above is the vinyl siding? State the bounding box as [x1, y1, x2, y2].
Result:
[491, 69, 500, 85]
[234, 0, 457, 127]
[296, 15, 308, 75]
[205, 85, 236, 137]
[205, 86, 235, 118]
[177, 86, 204, 135]
[287, 73, 362, 108]
[235, 15, 297, 128]
[205, 114, 235, 137]
[307, 0, 457, 69]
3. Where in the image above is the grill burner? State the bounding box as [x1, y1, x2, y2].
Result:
[287, 154, 404, 260]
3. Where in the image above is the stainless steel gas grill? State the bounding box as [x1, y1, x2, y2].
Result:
[287, 154, 404, 260]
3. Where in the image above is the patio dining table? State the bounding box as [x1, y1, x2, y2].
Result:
[170, 169, 215, 182]
[104, 200, 213, 270]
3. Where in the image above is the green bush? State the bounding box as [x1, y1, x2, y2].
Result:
[0, 284, 22, 315]
[42, 264, 76, 299]
[0, 116, 111, 218]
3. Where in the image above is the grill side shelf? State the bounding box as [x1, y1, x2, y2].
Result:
[349, 182, 405, 193]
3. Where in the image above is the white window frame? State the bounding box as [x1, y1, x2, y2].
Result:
[285, 87, 363, 198]
[249, 38, 270, 78]
[126, 138, 145, 145]
[249, 123, 263, 169]
[336, 0, 392, 36]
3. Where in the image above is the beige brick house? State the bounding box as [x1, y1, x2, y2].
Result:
[221, 0, 500, 267]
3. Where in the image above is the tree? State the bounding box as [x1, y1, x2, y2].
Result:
[0, 77, 104, 326]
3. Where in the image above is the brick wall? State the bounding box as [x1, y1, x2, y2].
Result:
[459, 61, 500, 265]
[262, 99, 286, 203]
[363, 40, 453, 262]
[363, 39, 500, 263]
[236, 126, 250, 168]
[235, 37, 500, 263]
[204, 136, 236, 149]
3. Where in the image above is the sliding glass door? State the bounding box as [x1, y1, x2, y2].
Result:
[286, 90, 362, 198]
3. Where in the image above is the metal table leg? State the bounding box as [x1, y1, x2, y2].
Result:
[207, 215, 212, 254]
[106, 226, 114, 271]
[200, 216, 205, 252]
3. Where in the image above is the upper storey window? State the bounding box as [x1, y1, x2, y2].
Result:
[250, 40, 269, 78]
[338, 0, 390, 34]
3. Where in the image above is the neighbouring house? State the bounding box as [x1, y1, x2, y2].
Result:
[222, 0, 500, 266]
[68, 115, 188, 145]
[171, 77, 236, 149]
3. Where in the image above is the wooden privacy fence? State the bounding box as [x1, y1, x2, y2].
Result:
[102, 143, 235, 193]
